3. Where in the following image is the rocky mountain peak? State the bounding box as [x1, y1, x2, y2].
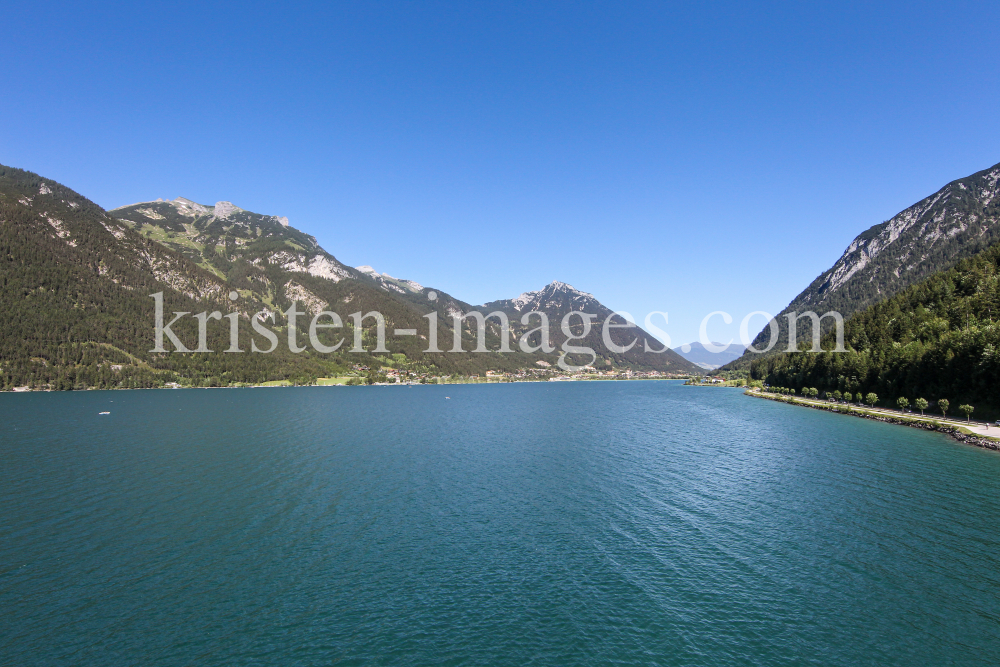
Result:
[544, 280, 592, 297]
[734, 159, 1000, 365]
[355, 265, 425, 294]
[212, 201, 241, 220]
[172, 197, 211, 217]
[495, 280, 598, 312]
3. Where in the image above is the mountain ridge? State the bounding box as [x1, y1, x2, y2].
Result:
[0, 165, 701, 390]
[727, 159, 1000, 367]
[112, 193, 699, 374]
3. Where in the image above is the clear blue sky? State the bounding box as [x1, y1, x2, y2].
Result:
[3, 1, 999, 345]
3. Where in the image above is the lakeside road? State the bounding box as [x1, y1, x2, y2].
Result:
[749, 390, 1000, 439]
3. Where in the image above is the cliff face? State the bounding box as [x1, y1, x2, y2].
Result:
[808, 163, 1000, 308]
[735, 160, 1000, 362]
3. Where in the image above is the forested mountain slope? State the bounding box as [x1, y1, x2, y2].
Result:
[482, 281, 697, 372]
[115, 194, 698, 375]
[0, 165, 386, 388]
[729, 160, 1000, 367]
[750, 241, 1000, 416]
[0, 165, 699, 389]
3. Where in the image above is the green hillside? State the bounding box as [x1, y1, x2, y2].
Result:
[727, 160, 1000, 369]
[0, 164, 699, 389]
[112, 194, 700, 375]
[749, 241, 1000, 417]
[481, 281, 698, 372]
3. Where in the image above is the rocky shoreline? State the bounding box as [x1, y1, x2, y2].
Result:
[748, 391, 1000, 452]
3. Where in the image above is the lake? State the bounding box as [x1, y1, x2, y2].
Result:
[2, 381, 999, 665]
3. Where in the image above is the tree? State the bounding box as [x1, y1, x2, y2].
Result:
[897, 397, 909, 412]
[938, 398, 950, 418]
[866, 392, 878, 407]
[914, 398, 928, 415]
[844, 392, 853, 403]
[833, 390, 842, 401]
[959, 404, 974, 423]
[748, 239, 1000, 416]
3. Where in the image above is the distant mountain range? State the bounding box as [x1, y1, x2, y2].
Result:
[0, 165, 699, 389]
[727, 160, 1000, 368]
[672, 342, 747, 370]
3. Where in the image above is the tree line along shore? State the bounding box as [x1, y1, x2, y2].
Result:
[744, 386, 1000, 451]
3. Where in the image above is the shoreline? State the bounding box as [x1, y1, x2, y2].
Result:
[747, 390, 1000, 452]
[3, 376, 694, 393]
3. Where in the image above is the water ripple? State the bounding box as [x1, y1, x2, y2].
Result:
[2, 383, 999, 665]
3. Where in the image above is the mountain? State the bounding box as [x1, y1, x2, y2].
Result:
[481, 282, 700, 373]
[749, 239, 1000, 417]
[116, 196, 700, 373]
[673, 341, 747, 370]
[0, 167, 337, 389]
[729, 160, 1000, 367]
[355, 265, 425, 295]
[0, 164, 700, 390]
[112, 196, 360, 287]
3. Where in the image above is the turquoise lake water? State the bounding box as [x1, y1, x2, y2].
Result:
[2, 381, 999, 665]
